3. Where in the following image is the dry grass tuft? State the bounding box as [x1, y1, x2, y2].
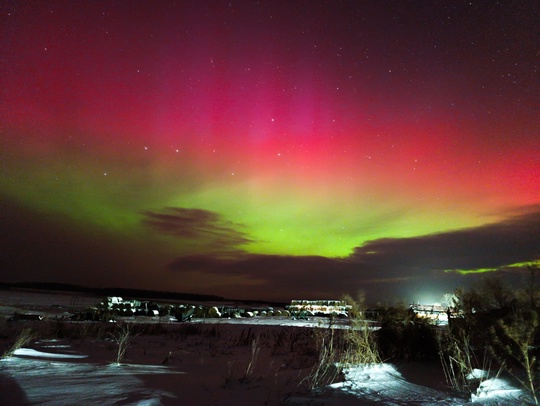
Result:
[2, 327, 36, 359]
[303, 294, 380, 389]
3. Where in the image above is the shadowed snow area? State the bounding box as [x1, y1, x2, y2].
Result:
[1, 339, 528, 405]
[2, 349, 184, 405]
[0, 292, 532, 405]
[332, 364, 459, 404]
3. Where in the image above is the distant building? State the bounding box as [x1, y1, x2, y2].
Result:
[409, 303, 449, 324]
[286, 300, 351, 317]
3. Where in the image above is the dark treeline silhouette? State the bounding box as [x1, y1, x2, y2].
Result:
[0, 281, 224, 302]
[0, 281, 287, 307]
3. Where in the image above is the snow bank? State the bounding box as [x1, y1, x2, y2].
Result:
[330, 363, 461, 404]
[471, 377, 524, 403]
[12, 348, 88, 359]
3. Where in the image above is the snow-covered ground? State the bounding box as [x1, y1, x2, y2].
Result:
[0, 290, 531, 405]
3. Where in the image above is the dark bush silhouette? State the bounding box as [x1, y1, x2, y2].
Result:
[376, 304, 439, 362]
[448, 266, 540, 404]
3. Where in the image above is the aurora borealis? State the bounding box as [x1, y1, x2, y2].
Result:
[1, 1, 539, 303]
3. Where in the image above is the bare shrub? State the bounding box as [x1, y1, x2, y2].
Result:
[451, 267, 540, 404]
[110, 323, 137, 364]
[489, 308, 539, 405]
[438, 322, 496, 396]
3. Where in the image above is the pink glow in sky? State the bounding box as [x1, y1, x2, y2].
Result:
[1, 1, 539, 302]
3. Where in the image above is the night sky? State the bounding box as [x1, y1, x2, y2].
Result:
[1, 1, 539, 303]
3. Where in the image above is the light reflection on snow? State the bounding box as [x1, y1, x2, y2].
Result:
[330, 364, 460, 405]
[0, 344, 532, 405]
[1, 348, 185, 405]
[13, 348, 88, 359]
[327, 363, 527, 405]
[471, 377, 524, 403]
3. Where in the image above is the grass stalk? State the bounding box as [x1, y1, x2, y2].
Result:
[2, 328, 36, 358]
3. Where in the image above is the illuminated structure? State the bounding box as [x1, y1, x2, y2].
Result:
[286, 300, 351, 317]
[409, 303, 449, 324]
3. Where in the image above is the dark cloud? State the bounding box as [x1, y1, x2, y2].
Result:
[351, 206, 540, 275]
[0, 197, 146, 288]
[168, 208, 540, 302]
[142, 207, 253, 253]
[2, 196, 538, 303]
[171, 253, 346, 283]
[168, 252, 429, 302]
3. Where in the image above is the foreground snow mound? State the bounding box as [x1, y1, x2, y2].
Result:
[471, 377, 524, 403]
[1, 347, 184, 405]
[330, 363, 461, 405]
[12, 348, 88, 359]
[466, 368, 489, 380]
[326, 364, 527, 405]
